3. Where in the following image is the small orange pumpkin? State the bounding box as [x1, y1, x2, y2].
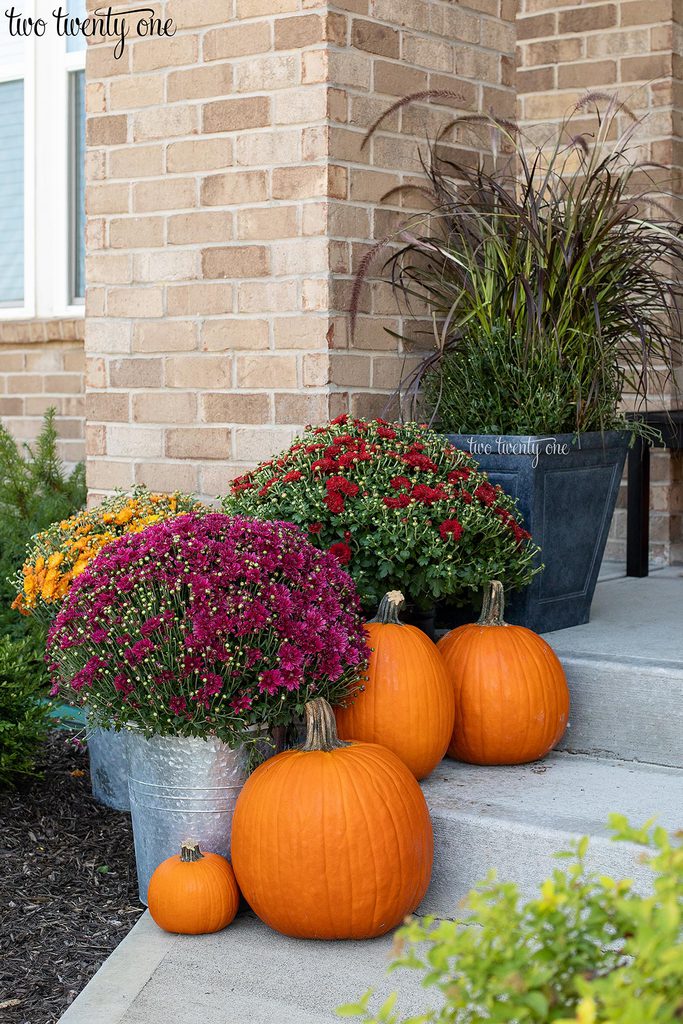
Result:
[148, 839, 240, 934]
[231, 697, 433, 940]
[438, 580, 570, 765]
[335, 591, 455, 780]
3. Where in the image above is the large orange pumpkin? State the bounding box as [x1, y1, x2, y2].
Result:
[335, 591, 454, 780]
[147, 840, 240, 934]
[231, 698, 433, 940]
[438, 580, 570, 765]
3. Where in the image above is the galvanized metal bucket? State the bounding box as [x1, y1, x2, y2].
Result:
[126, 731, 248, 904]
[87, 723, 130, 812]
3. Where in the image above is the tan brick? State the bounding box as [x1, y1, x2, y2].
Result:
[201, 320, 270, 351]
[202, 246, 270, 279]
[201, 392, 270, 424]
[108, 425, 163, 458]
[351, 19, 399, 57]
[109, 74, 165, 110]
[236, 354, 297, 388]
[166, 427, 232, 460]
[132, 35, 199, 73]
[167, 283, 234, 317]
[275, 14, 326, 49]
[133, 105, 197, 143]
[585, 29, 649, 58]
[135, 461, 199, 493]
[85, 253, 132, 285]
[132, 391, 197, 424]
[168, 211, 232, 245]
[233, 426, 295, 462]
[87, 44, 131, 80]
[109, 358, 163, 388]
[236, 206, 298, 240]
[272, 165, 326, 199]
[87, 115, 127, 146]
[167, 0, 233, 28]
[202, 97, 271, 134]
[86, 82, 106, 114]
[166, 354, 232, 390]
[621, 54, 672, 81]
[235, 54, 301, 93]
[235, 129, 300, 166]
[238, 280, 298, 313]
[87, 459, 135, 491]
[133, 251, 198, 283]
[557, 61, 617, 88]
[372, 0, 430, 31]
[85, 320, 132, 355]
[133, 321, 198, 353]
[237, 0, 298, 16]
[109, 145, 164, 179]
[329, 353, 371, 387]
[374, 60, 429, 96]
[86, 392, 130, 422]
[204, 22, 272, 60]
[274, 86, 328, 124]
[107, 287, 164, 319]
[620, 0, 672, 25]
[133, 177, 197, 213]
[110, 216, 165, 249]
[201, 171, 269, 206]
[167, 63, 233, 102]
[558, 3, 618, 33]
[403, 35, 453, 73]
[271, 237, 328, 275]
[302, 353, 330, 387]
[86, 357, 107, 389]
[275, 392, 328, 423]
[167, 139, 232, 173]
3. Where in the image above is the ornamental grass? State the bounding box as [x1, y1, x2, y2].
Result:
[223, 416, 539, 611]
[12, 486, 202, 622]
[47, 513, 369, 745]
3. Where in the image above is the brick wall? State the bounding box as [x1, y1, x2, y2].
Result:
[0, 319, 85, 470]
[84, 0, 515, 499]
[516, 0, 683, 566]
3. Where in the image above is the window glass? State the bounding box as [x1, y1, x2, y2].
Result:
[70, 69, 85, 302]
[0, 79, 24, 306]
[67, 0, 88, 52]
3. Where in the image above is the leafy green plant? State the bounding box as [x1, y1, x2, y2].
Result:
[0, 635, 52, 787]
[352, 93, 683, 436]
[337, 817, 683, 1024]
[0, 409, 85, 644]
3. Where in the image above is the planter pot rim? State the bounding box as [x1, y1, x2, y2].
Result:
[445, 429, 631, 448]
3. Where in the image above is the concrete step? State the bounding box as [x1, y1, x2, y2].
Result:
[542, 570, 683, 768]
[421, 751, 683, 917]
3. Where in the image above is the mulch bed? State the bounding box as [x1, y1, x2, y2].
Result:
[0, 729, 144, 1024]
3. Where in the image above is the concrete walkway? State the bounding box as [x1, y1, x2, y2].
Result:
[59, 912, 436, 1024]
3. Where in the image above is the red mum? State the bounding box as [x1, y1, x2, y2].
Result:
[323, 492, 345, 514]
[308, 522, 323, 534]
[282, 471, 303, 483]
[439, 519, 463, 541]
[329, 541, 352, 565]
[474, 482, 498, 507]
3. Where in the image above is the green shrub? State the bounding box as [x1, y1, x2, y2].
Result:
[0, 635, 52, 787]
[338, 817, 683, 1024]
[0, 408, 86, 644]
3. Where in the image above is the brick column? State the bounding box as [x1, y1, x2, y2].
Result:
[517, 1, 683, 566]
[85, 0, 515, 499]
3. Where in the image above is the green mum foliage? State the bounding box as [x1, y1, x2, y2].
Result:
[0, 636, 52, 788]
[337, 817, 683, 1024]
[222, 416, 540, 612]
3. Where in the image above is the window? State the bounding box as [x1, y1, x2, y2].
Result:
[0, 79, 24, 306]
[0, 4, 86, 318]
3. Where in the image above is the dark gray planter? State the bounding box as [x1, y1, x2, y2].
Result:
[445, 431, 630, 633]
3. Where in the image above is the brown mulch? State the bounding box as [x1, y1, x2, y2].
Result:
[0, 730, 144, 1024]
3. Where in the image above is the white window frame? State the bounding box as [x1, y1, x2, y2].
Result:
[0, 1, 85, 321]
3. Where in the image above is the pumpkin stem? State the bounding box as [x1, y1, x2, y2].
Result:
[478, 580, 507, 627]
[302, 698, 350, 752]
[180, 839, 204, 863]
[369, 590, 405, 625]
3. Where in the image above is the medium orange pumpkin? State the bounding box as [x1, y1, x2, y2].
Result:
[231, 698, 433, 940]
[335, 591, 455, 780]
[438, 580, 570, 765]
[148, 840, 240, 934]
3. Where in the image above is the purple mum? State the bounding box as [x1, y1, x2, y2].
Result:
[47, 513, 369, 744]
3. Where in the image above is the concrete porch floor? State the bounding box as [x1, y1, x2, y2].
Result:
[58, 569, 683, 1024]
